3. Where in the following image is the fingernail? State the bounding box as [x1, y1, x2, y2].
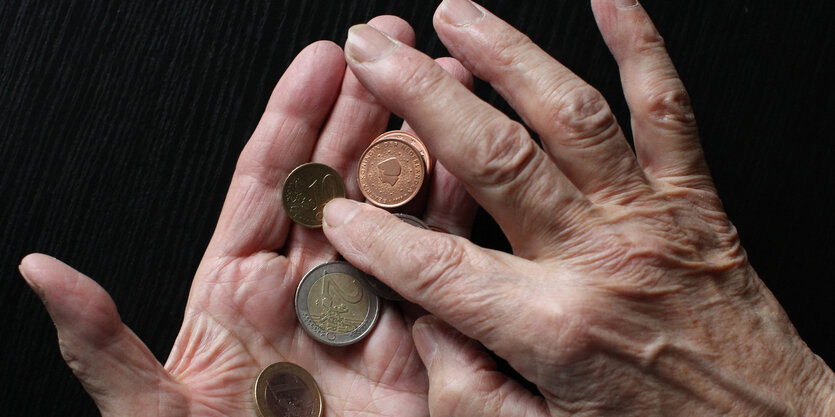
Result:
[346, 24, 398, 63]
[323, 198, 362, 228]
[613, 0, 639, 10]
[413, 321, 438, 365]
[19, 263, 44, 298]
[440, 0, 485, 26]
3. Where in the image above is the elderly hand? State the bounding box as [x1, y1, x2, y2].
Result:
[323, 0, 835, 415]
[18, 16, 478, 417]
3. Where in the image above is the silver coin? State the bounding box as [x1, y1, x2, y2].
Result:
[295, 261, 380, 346]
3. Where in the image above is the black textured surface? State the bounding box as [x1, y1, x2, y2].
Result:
[2, 0, 833, 415]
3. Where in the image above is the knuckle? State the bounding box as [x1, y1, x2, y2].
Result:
[397, 58, 447, 103]
[632, 24, 667, 56]
[59, 338, 94, 382]
[550, 85, 619, 144]
[643, 86, 696, 127]
[470, 120, 542, 188]
[488, 29, 534, 70]
[412, 235, 471, 296]
[533, 292, 597, 366]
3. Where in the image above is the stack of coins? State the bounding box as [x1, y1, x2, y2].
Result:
[357, 130, 431, 212]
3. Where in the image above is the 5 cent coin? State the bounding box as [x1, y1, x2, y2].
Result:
[295, 261, 380, 346]
[283, 163, 346, 228]
[253, 362, 322, 417]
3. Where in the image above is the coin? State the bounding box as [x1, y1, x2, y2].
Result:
[358, 138, 426, 208]
[370, 130, 432, 174]
[295, 261, 380, 346]
[253, 362, 322, 417]
[362, 214, 430, 301]
[282, 163, 346, 228]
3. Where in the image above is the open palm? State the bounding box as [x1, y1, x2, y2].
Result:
[19, 17, 475, 416]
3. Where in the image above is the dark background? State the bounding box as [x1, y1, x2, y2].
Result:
[2, 0, 833, 415]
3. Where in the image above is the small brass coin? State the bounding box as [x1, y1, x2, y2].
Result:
[283, 163, 346, 228]
[357, 138, 426, 209]
[253, 362, 322, 417]
[362, 214, 430, 301]
[295, 261, 380, 346]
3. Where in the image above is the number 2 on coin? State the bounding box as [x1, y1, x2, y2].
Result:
[322, 276, 363, 304]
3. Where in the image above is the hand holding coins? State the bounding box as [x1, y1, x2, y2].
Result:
[22, 22, 459, 416]
[358, 130, 431, 211]
[285, 131, 435, 346]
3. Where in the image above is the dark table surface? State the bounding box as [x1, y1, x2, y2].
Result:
[2, 0, 833, 415]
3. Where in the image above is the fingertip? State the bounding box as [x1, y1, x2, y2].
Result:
[412, 315, 441, 367]
[368, 15, 416, 47]
[303, 39, 344, 57]
[19, 253, 49, 296]
[19, 254, 122, 340]
[19, 253, 68, 295]
[322, 198, 364, 229]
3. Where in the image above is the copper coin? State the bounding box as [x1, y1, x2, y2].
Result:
[357, 138, 426, 208]
[282, 163, 346, 228]
[371, 130, 432, 174]
[253, 362, 323, 417]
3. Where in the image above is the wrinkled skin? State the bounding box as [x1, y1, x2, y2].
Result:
[19, 16, 479, 417]
[21, 1, 835, 416]
[320, 0, 835, 416]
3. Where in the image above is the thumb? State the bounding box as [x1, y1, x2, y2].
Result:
[411, 315, 553, 417]
[19, 254, 179, 415]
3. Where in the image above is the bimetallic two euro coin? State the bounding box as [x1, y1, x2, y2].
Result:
[282, 163, 346, 228]
[362, 214, 430, 301]
[295, 261, 380, 346]
[357, 138, 426, 209]
[253, 362, 322, 417]
[370, 130, 432, 174]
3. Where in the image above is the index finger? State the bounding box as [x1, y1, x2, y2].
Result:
[206, 41, 346, 258]
[344, 24, 590, 256]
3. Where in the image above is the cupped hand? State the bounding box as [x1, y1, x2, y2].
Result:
[323, 1, 835, 416]
[19, 16, 477, 417]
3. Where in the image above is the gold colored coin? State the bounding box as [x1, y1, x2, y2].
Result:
[282, 163, 346, 228]
[253, 362, 322, 417]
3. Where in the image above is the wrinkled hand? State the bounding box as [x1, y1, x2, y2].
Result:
[19, 17, 477, 417]
[323, 0, 835, 416]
